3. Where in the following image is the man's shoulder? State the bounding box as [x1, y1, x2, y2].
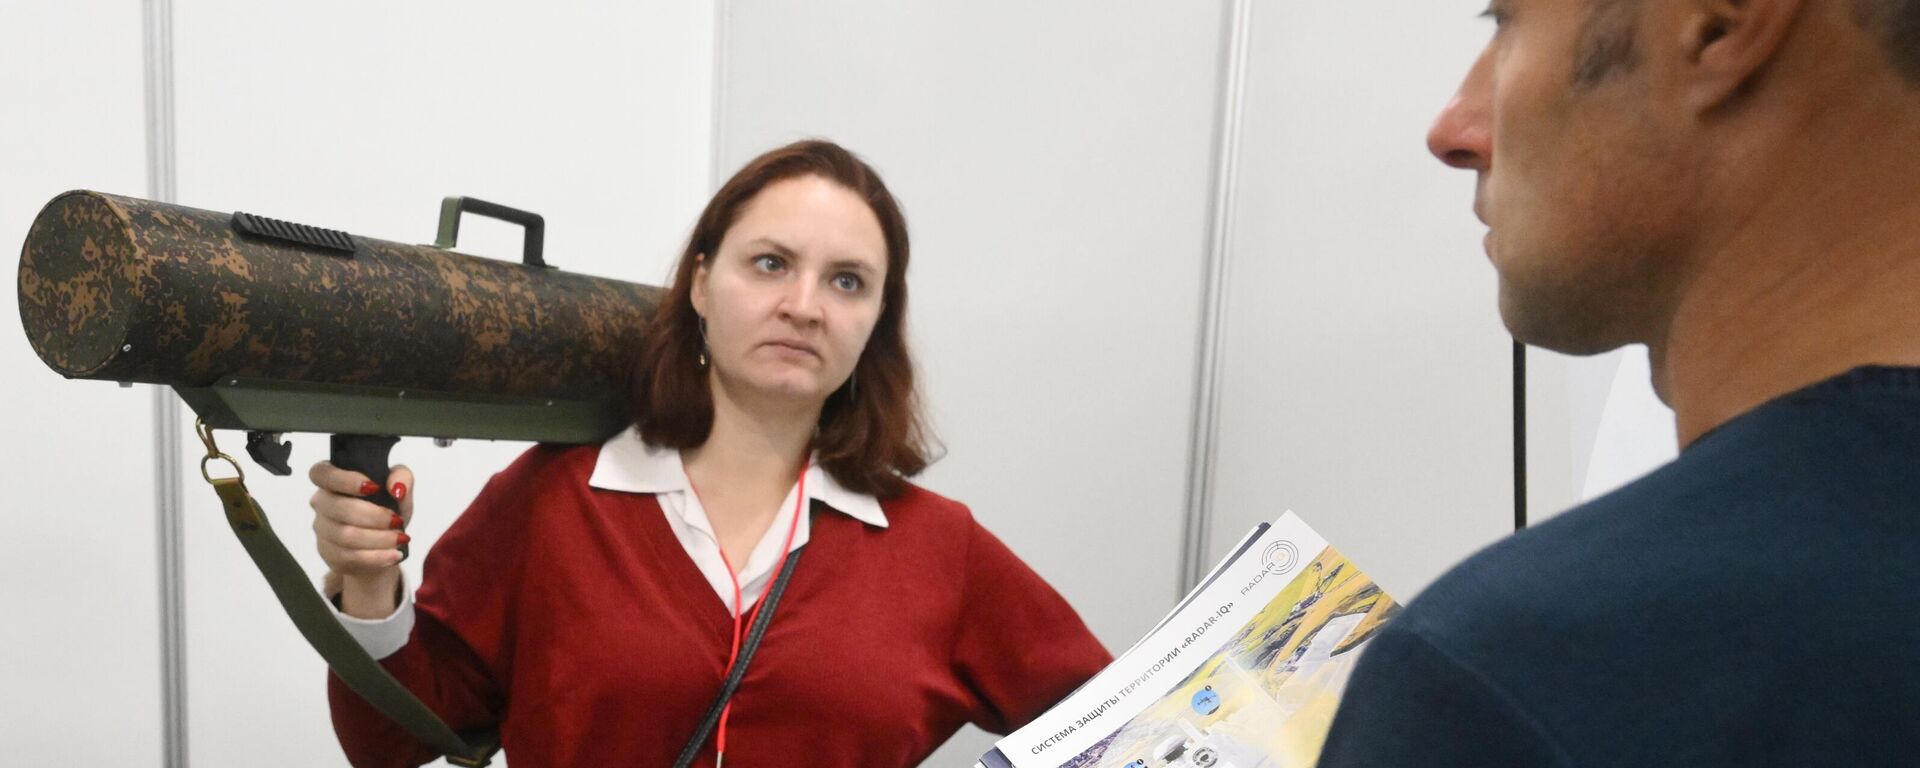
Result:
[1409, 391, 1920, 646]
[1392, 456, 1739, 669]
[1344, 392, 1920, 762]
[1389, 411, 1919, 691]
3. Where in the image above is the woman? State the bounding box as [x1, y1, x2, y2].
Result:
[311, 139, 1111, 767]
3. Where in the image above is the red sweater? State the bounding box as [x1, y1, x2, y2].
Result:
[329, 444, 1111, 767]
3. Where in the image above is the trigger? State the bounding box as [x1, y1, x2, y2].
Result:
[245, 431, 294, 476]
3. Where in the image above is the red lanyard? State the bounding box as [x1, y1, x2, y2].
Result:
[691, 456, 810, 767]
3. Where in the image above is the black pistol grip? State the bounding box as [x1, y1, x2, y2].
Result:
[330, 434, 407, 560]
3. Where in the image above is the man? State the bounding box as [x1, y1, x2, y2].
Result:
[1318, 1, 1920, 764]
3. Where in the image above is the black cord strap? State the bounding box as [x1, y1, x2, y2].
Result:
[671, 545, 806, 768]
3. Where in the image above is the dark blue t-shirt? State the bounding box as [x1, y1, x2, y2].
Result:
[1318, 366, 1920, 766]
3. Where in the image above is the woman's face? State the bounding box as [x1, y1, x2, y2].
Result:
[692, 175, 888, 409]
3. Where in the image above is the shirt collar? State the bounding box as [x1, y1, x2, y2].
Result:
[590, 426, 889, 528]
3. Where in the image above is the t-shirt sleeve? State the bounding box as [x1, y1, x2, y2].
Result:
[327, 456, 542, 767]
[949, 518, 1113, 734]
[1317, 623, 1572, 768]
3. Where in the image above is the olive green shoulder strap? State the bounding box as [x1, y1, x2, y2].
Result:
[199, 436, 500, 766]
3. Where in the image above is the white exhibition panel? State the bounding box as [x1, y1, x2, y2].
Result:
[1529, 347, 1616, 520]
[167, 2, 714, 764]
[715, 1, 1229, 762]
[1528, 338, 1681, 525]
[1205, 1, 1517, 601]
[1581, 346, 1679, 501]
[0, 2, 163, 764]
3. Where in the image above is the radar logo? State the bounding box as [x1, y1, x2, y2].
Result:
[1261, 539, 1298, 573]
[1240, 538, 1302, 596]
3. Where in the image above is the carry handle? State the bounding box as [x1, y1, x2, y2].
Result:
[434, 197, 548, 268]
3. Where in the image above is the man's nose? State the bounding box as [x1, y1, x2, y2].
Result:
[1428, 47, 1493, 171]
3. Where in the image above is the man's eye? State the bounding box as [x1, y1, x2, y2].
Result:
[1480, 2, 1510, 27]
[832, 273, 864, 292]
[753, 254, 784, 272]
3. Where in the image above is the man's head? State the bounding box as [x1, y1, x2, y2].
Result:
[1429, 0, 1920, 355]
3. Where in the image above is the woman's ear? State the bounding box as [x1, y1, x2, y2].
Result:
[690, 253, 710, 317]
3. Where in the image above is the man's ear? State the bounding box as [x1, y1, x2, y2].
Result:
[1679, 0, 1807, 113]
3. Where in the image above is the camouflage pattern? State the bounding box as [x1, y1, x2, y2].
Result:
[18, 190, 661, 401]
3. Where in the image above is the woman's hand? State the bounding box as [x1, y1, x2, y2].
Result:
[310, 461, 414, 619]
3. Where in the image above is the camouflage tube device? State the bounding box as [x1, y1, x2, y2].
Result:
[17, 190, 662, 451]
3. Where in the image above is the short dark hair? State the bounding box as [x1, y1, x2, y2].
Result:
[1856, 0, 1920, 83]
[628, 139, 935, 497]
[1576, 0, 1920, 88]
[1573, 0, 1642, 89]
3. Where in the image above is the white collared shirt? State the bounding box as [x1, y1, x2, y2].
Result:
[589, 426, 888, 616]
[332, 426, 888, 659]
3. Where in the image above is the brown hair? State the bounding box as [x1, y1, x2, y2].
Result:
[628, 139, 934, 497]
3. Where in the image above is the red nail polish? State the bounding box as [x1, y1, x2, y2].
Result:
[391, 482, 408, 502]
[358, 480, 380, 496]
[396, 532, 412, 546]
[390, 514, 405, 530]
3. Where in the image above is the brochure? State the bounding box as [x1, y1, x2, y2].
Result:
[978, 512, 1399, 768]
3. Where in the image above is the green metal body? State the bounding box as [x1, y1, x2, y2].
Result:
[175, 378, 627, 444]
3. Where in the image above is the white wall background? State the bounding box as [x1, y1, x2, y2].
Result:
[2, 1, 1686, 765]
[1, 4, 162, 766]
[1550, 346, 1679, 507]
[1204, 1, 1514, 601]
